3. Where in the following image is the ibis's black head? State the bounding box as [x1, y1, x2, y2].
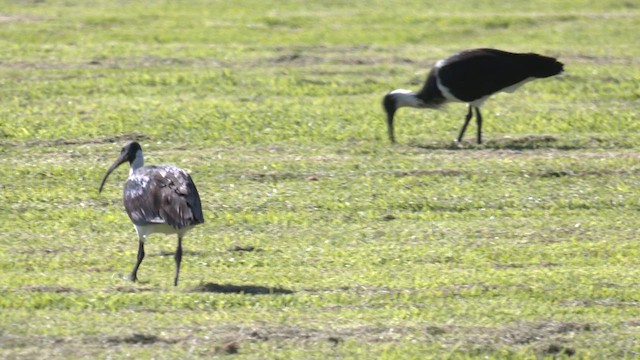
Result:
[382, 93, 398, 144]
[98, 142, 143, 193]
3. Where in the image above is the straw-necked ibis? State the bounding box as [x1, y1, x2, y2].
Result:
[383, 48, 564, 144]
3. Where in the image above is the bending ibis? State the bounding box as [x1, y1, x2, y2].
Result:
[99, 141, 204, 286]
[382, 48, 564, 144]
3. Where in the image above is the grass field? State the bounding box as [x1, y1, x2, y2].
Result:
[1, 0, 640, 358]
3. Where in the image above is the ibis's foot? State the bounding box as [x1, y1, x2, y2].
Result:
[128, 274, 138, 282]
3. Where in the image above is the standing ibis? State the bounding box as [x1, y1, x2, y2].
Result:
[99, 141, 204, 286]
[382, 48, 564, 144]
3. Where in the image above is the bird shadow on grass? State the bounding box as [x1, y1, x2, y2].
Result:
[191, 282, 294, 295]
[152, 250, 206, 257]
[411, 135, 591, 151]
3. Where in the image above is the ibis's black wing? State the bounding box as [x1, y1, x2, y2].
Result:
[124, 166, 204, 229]
[436, 48, 562, 103]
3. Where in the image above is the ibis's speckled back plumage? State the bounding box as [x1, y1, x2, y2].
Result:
[124, 165, 204, 229]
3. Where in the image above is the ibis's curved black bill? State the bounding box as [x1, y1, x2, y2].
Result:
[98, 154, 128, 193]
[98, 142, 141, 193]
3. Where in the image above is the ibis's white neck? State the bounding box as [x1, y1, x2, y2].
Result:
[130, 150, 144, 175]
[390, 89, 430, 109]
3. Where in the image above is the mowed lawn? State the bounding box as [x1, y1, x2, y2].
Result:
[1, 0, 640, 358]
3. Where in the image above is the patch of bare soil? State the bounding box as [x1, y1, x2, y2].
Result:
[153, 249, 205, 257]
[270, 44, 372, 54]
[0, 56, 221, 70]
[21, 285, 80, 293]
[484, 135, 560, 149]
[561, 299, 640, 307]
[255, 47, 427, 68]
[0, 15, 42, 23]
[191, 282, 294, 295]
[412, 135, 608, 151]
[88, 56, 220, 68]
[238, 171, 317, 182]
[490, 321, 593, 345]
[269, 53, 323, 66]
[0, 321, 599, 357]
[337, 55, 418, 66]
[243, 324, 416, 344]
[394, 169, 464, 177]
[301, 285, 400, 296]
[3, 132, 150, 148]
[184, 321, 594, 349]
[106, 333, 177, 345]
[12, 245, 77, 255]
[107, 285, 156, 293]
[537, 168, 640, 178]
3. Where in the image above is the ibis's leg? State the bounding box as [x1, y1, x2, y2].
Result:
[129, 238, 145, 282]
[386, 110, 396, 144]
[174, 236, 183, 286]
[475, 107, 483, 144]
[456, 105, 474, 142]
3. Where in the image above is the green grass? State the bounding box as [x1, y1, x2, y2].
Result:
[1, 0, 640, 358]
